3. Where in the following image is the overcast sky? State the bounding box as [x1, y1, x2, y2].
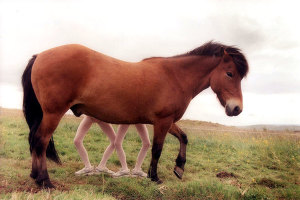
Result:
[0, 0, 299, 126]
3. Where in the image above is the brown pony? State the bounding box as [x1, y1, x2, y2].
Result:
[22, 41, 248, 188]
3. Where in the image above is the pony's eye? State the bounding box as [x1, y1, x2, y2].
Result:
[226, 72, 233, 77]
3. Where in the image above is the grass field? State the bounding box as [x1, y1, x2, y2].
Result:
[0, 108, 299, 199]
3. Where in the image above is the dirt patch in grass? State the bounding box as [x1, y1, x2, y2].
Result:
[0, 179, 70, 194]
[216, 172, 241, 188]
[216, 171, 237, 178]
[257, 178, 285, 188]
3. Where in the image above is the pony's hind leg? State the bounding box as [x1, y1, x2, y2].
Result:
[30, 152, 39, 179]
[32, 112, 63, 188]
[168, 123, 188, 179]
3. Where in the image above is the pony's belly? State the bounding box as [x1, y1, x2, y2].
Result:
[72, 103, 152, 124]
[91, 112, 152, 125]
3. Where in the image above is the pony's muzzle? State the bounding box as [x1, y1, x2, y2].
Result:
[225, 99, 242, 116]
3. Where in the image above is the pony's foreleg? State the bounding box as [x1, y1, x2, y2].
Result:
[33, 113, 62, 188]
[148, 118, 173, 184]
[168, 123, 188, 179]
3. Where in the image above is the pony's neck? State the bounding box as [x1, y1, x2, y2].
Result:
[163, 56, 221, 98]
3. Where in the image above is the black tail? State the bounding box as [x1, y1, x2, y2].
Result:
[22, 55, 61, 164]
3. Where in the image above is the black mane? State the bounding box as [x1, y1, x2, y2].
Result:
[177, 41, 249, 78]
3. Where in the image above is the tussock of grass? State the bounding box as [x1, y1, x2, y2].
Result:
[104, 178, 162, 200]
[1, 109, 299, 199]
[166, 179, 241, 200]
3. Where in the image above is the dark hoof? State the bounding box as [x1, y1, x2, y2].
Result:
[149, 176, 163, 184]
[42, 179, 56, 189]
[156, 179, 163, 184]
[36, 179, 56, 189]
[36, 179, 43, 186]
[174, 166, 184, 179]
[30, 171, 38, 179]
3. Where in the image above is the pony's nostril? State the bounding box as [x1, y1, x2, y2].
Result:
[233, 106, 240, 113]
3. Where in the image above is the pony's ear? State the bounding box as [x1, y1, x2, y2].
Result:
[223, 49, 231, 63]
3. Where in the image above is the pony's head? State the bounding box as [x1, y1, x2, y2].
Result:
[170, 41, 249, 117]
[210, 46, 248, 116]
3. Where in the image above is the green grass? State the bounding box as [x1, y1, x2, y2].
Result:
[0, 109, 299, 199]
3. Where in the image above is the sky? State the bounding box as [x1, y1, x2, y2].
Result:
[0, 0, 299, 126]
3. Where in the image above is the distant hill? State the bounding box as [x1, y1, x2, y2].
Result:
[1, 107, 299, 133]
[239, 124, 300, 132]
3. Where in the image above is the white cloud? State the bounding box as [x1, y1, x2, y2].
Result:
[0, 84, 22, 109]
